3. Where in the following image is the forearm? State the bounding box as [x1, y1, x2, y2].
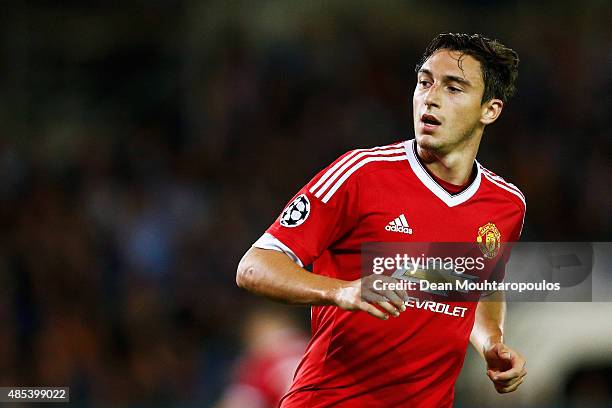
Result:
[236, 247, 346, 305]
[470, 290, 506, 358]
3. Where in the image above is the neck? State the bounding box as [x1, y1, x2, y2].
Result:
[416, 134, 481, 185]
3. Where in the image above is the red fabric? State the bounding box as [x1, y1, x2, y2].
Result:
[233, 333, 307, 407]
[266, 141, 525, 408]
[414, 150, 475, 195]
[427, 167, 473, 194]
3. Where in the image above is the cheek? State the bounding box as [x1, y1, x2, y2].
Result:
[412, 92, 420, 108]
[451, 100, 482, 125]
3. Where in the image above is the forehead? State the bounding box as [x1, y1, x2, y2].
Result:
[420, 49, 483, 87]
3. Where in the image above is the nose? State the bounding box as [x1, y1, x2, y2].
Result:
[424, 84, 440, 108]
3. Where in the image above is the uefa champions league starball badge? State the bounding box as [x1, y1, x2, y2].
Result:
[280, 194, 310, 227]
[476, 222, 501, 259]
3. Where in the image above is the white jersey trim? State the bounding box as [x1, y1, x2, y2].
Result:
[321, 155, 407, 203]
[480, 166, 526, 202]
[309, 142, 404, 197]
[313, 147, 405, 199]
[481, 170, 527, 236]
[481, 170, 527, 208]
[405, 139, 482, 207]
[252, 232, 304, 267]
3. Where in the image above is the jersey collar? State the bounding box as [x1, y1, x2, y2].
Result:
[404, 139, 481, 207]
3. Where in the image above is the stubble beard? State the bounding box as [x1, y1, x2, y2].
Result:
[416, 121, 480, 157]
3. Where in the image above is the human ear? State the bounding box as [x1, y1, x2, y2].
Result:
[480, 99, 503, 125]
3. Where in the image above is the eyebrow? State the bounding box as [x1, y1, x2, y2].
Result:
[418, 68, 473, 87]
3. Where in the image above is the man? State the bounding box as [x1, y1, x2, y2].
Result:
[237, 33, 527, 407]
[216, 306, 308, 408]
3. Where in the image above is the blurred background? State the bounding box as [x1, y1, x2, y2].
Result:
[0, 1, 610, 407]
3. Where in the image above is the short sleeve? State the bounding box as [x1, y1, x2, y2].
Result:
[254, 151, 361, 266]
[485, 202, 526, 288]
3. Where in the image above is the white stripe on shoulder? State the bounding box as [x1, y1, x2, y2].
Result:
[482, 171, 526, 209]
[518, 210, 526, 238]
[478, 164, 526, 238]
[252, 232, 304, 267]
[480, 167, 525, 200]
[483, 173, 523, 197]
[321, 155, 407, 203]
[309, 143, 403, 195]
[313, 148, 405, 198]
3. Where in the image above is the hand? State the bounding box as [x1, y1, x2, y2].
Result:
[330, 274, 409, 320]
[483, 342, 527, 393]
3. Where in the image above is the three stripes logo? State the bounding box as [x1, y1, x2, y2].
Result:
[308, 143, 407, 204]
[385, 214, 413, 234]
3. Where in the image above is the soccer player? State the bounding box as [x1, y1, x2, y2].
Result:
[216, 306, 308, 408]
[237, 33, 527, 407]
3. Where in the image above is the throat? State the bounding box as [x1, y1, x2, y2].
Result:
[427, 168, 475, 194]
[415, 150, 476, 194]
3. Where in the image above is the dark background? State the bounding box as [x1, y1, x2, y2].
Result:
[0, 1, 610, 407]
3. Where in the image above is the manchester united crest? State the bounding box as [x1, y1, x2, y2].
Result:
[476, 222, 501, 259]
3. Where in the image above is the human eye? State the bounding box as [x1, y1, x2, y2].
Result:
[447, 86, 462, 93]
[418, 79, 431, 88]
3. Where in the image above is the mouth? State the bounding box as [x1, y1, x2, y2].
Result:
[419, 113, 442, 133]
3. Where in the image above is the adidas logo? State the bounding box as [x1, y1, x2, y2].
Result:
[385, 214, 413, 234]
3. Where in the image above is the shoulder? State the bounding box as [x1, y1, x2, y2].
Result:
[478, 163, 526, 213]
[308, 141, 407, 204]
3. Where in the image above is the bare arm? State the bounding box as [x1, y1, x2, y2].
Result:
[236, 247, 345, 305]
[470, 290, 527, 393]
[470, 290, 506, 356]
[236, 247, 408, 320]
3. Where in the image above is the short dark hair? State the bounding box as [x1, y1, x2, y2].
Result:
[416, 33, 519, 104]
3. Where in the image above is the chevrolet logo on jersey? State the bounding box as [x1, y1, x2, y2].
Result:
[391, 262, 478, 297]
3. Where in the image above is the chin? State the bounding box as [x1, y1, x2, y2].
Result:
[415, 133, 445, 151]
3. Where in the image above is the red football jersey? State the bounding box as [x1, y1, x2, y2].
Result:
[222, 330, 308, 408]
[253, 139, 526, 407]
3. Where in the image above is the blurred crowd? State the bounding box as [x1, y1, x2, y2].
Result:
[0, 1, 609, 407]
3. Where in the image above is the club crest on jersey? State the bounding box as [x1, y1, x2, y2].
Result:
[476, 222, 501, 259]
[280, 194, 310, 228]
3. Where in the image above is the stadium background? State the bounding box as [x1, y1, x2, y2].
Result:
[0, 1, 610, 407]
